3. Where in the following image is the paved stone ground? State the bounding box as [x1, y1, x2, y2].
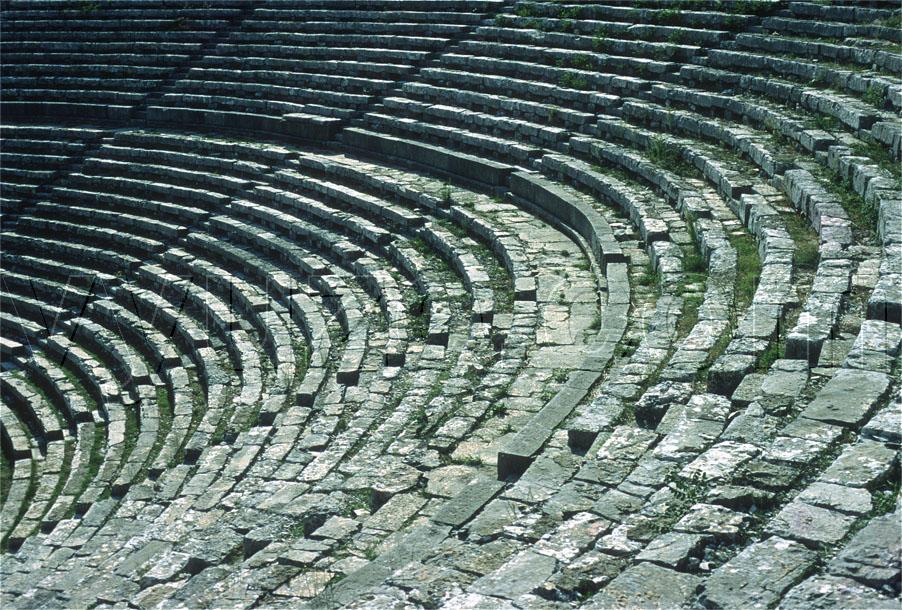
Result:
[0, 1, 900, 608]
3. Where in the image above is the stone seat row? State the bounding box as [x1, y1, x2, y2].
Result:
[225, 31, 450, 52]
[0, 29, 225, 43]
[132, 257, 267, 419]
[249, 8, 484, 24]
[0, 40, 202, 54]
[469, 25, 703, 63]
[61, 319, 165, 497]
[3, 18, 233, 31]
[3, 310, 123, 423]
[214, 188, 483, 360]
[0, 401, 32, 461]
[620, 99, 794, 178]
[565, 125, 788, 391]
[1, 88, 145, 107]
[181, 241, 336, 408]
[358, 110, 539, 165]
[154, 91, 352, 122]
[708, 48, 902, 110]
[447, 43, 678, 78]
[66, 170, 231, 211]
[5, 0, 249, 6]
[83, 157, 252, 197]
[146, 105, 340, 142]
[196, 56, 416, 80]
[418, 66, 623, 115]
[33, 201, 185, 242]
[438, 53, 652, 96]
[823, 147, 901, 324]
[0, 50, 191, 68]
[289, 152, 448, 215]
[401, 81, 595, 132]
[117, 283, 225, 396]
[548, 329, 895, 607]
[1, 347, 123, 532]
[246, 0, 506, 10]
[0, 229, 340, 516]
[733, 32, 902, 76]
[176, 247, 302, 394]
[180, 66, 394, 95]
[195, 218, 387, 368]
[96, 143, 270, 183]
[6, 7, 243, 20]
[0, 400, 41, 546]
[0, 374, 65, 445]
[112, 129, 297, 166]
[1, 139, 89, 159]
[0, 291, 71, 342]
[648, 83, 835, 156]
[0, 166, 55, 187]
[0, 416, 68, 545]
[177, 236, 334, 372]
[0, 127, 102, 204]
[242, 19, 468, 37]
[380, 96, 568, 149]
[493, 15, 729, 47]
[651, 75, 900, 167]
[2, 101, 132, 122]
[761, 15, 900, 44]
[1, 234, 140, 281]
[285, 150, 541, 322]
[532, 152, 898, 604]
[194, 215, 371, 387]
[210, 43, 429, 65]
[510, 1, 760, 29]
[588, 110, 832, 378]
[786, 0, 898, 22]
[683, 65, 892, 134]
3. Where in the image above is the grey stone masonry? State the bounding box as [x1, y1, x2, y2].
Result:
[1, 2, 900, 609]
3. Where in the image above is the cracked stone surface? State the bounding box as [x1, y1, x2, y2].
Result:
[0, 2, 900, 609]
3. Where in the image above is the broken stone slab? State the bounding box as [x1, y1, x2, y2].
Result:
[699, 537, 816, 609]
[679, 441, 759, 482]
[801, 368, 892, 428]
[828, 511, 901, 592]
[546, 551, 626, 599]
[779, 574, 899, 610]
[765, 501, 857, 548]
[674, 504, 746, 541]
[861, 395, 902, 445]
[819, 441, 898, 488]
[468, 550, 557, 600]
[567, 395, 623, 452]
[314, 522, 451, 608]
[707, 485, 777, 512]
[796, 482, 872, 516]
[584, 562, 701, 610]
[534, 512, 610, 563]
[497, 374, 597, 479]
[310, 516, 359, 541]
[635, 532, 707, 570]
[431, 478, 504, 528]
[707, 353, 756, 396]
[843, 319, 902, 374]
[653, 416, 725, 463]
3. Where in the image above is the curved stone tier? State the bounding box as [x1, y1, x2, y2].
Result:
[0, 1, 899, 609]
